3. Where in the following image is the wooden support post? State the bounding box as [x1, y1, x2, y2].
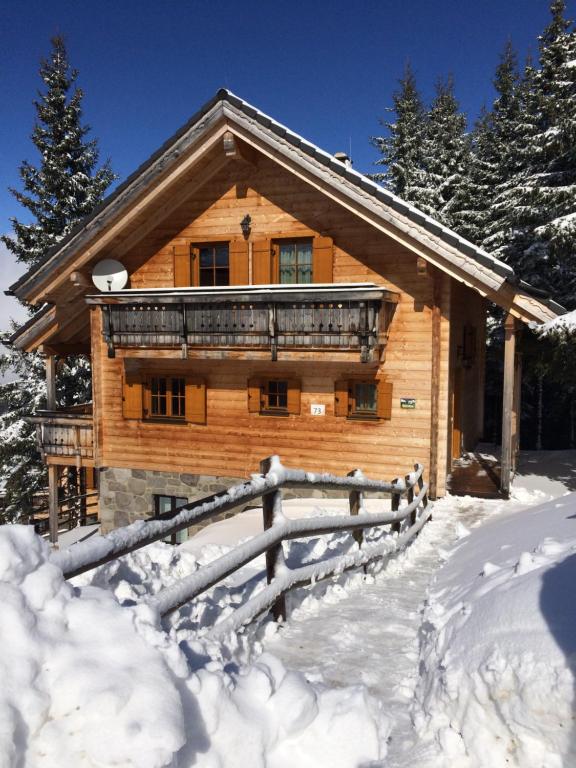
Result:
[429, 273, 442, 500]
[391, 481, 401, 534]
[48, 464, 59, 546]
[79, 467, 87, 527]
[260, 457, 286, 622]
[501, 313, 517, 498]
[347, 469, 363, 549]
[45, 355, 56, 410]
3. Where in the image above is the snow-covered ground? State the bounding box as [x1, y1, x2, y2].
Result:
[0, 451, 575, 767]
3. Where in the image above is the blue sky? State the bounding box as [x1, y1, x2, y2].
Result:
[0, 0, 568, 326]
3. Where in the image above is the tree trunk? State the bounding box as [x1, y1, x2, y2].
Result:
[536, 373, 544, 451]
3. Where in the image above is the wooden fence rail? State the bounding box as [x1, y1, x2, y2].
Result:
[52, 456, 431, 633]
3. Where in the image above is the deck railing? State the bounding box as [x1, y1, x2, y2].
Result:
[28, 407, 94, 461]
[52, 456, 431, 635]
[103, 300, 382, 361]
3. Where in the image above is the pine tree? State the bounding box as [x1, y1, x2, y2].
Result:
[370, 64, 432, 209]
[2, 36, 114, 265]
[422, 75, 470, 228]
[0, 37, 114, 521]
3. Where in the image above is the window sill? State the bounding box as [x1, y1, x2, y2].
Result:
[143, 417, 187, 425]
[259, 409, 290, 417]
[346, 414, 380, 422]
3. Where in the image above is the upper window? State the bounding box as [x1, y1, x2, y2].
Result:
[199, 243, 230, 286]
[335, 378, 393, 420]
[278, 240, 313, 284]
[248, 377, 301, 416]
[148, 376, 186, 420]
[351, 381, 378, 418]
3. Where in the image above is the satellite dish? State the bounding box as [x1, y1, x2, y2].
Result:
[91, 259, 129, 292]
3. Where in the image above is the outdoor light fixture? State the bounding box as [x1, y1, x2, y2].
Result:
[240, 214, 252, 239]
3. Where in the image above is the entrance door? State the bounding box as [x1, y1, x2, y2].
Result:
[452, 367, 463, 461]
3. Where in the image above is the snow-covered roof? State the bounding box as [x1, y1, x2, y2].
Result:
[6, 89, 563, 324]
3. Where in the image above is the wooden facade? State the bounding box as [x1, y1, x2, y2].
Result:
[9, 90, 561, 537]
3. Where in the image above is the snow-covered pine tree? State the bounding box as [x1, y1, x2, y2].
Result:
[0, 36, 114, 522]
[485, 2, 576, 308]
[456, 42, 523, 250]
[370, 64, 433, 210]
[422, 75, 470, 229]
[2, 36, 114, 265]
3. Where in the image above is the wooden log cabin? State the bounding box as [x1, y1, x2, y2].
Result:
[7, 89, 562, 541]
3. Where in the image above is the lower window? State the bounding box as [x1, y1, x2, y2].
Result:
[153, 494, 189, 544]
[148, 376, 186, 420]
[351, 381, 378, 418]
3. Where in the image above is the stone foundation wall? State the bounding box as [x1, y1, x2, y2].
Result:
[99, 467, 241, 533]
[98, 466, 392, 534]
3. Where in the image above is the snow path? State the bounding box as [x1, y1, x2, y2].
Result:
[265, 497, 510, 764]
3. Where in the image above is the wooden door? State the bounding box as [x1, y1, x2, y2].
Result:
[452, 367, 463, 461]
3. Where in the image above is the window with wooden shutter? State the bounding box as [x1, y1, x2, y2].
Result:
[252, 239, 272, 284]
[123, 371, 143, 419]
[248, 378, 301, 415]
[312, 235, 333, 283]
[185, 378, 206, 424]
[198, 243, 229, 286]
[229, 239, 249, 285]
[174, 242, 191, 287]
[334, 378, 393, 420]
[376, 380, 393, 420]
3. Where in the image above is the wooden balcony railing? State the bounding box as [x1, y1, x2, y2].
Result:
[87, 284, 398, 362]
[28, 406, 94, 464]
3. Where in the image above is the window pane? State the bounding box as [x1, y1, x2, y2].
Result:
[214, 245, 229, 267]
[297, 263, 313, 283]
[157, 495, 173, 515]
[215, 268, 230, 286]
[199, 248, 213, 268]
[279, 244, 296, 265]
[297, 243, 312, 262]
[151, 377, 167, 415]
[280, 265, 296, 284]
[171, 377, 185, 417]
[199, 268, 213, 286]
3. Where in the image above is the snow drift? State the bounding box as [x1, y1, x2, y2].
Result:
[0, 524, 386, 768]
[415, 493, 576, 767]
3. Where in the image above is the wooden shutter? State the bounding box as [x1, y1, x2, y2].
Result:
[123, 371, 143, 419]
[377, 380, 393, 420]
[287, 379, 301, 415]
[191, 246, 200, 287]
[185, 378, 206, 424]
[334, 380, 349, 417]
[174, 242, 191, 287]
[252, 239, 272, 284]
[247, 378, 263, 413]
[313, 236, 333, 283]
[229, 239, 249, 285]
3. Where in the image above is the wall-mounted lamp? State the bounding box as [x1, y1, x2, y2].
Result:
[240, 214, 252, 239]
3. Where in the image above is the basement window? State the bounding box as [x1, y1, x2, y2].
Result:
[153, 494, 189, 544]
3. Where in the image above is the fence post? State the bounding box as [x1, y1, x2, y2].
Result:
[416, 463, 430, 519]
[391, 478, 401, 534]
[347, 469, 364, 549]
[260, 457, 287, 622]
[405, 472, 416, 527]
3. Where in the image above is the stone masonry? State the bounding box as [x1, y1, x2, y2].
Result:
[99, 467, 242, 533]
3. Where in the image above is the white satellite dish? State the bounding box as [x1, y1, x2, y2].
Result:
[91, 259, 129, 292]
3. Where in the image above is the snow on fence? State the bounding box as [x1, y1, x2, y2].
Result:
[52, 456, 431, 632]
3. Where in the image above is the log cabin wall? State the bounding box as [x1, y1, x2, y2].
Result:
[92, 155, 452, 502]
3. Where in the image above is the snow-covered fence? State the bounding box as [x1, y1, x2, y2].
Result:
[52, 456, 430, 632]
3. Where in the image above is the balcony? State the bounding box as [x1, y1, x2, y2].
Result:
[28, 404, 94, 465]
[87, 283, 398, 362]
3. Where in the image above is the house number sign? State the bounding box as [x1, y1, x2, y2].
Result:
[400, 398, 416, 409]
[311, 404, 326, 416]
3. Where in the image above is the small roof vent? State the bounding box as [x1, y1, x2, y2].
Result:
[334, 151, 352, 169]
